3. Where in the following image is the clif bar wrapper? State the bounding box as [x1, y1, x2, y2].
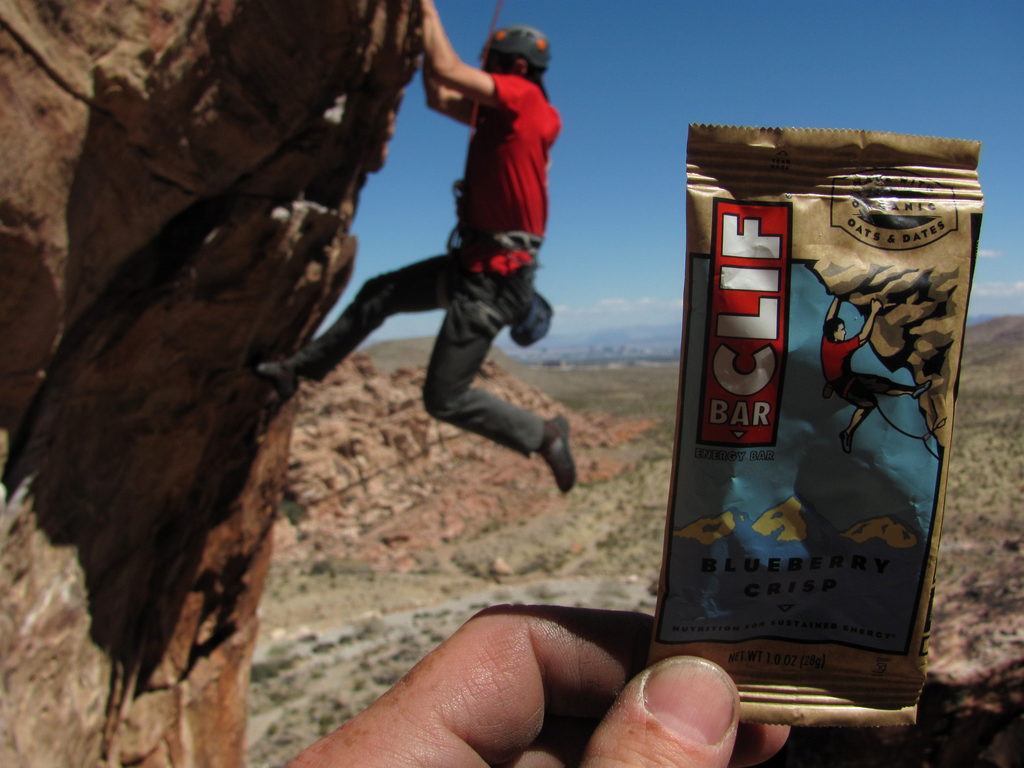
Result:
[649, 125, 983, 726]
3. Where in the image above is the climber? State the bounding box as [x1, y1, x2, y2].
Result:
[820, 295, 932, 453]
[256, 0, 575, 492]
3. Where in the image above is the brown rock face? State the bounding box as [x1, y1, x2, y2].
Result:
[0, 2, 418, 766]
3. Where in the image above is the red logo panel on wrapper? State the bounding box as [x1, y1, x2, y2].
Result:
[699, 200, 791, 447]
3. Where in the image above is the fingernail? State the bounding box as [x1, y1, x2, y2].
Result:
[642, 657, 738, 746]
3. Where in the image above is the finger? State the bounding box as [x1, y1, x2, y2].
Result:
[287, 605, 652, 768]
[580, 656, 741, 768]
[497, 604, 652, 717]
[496, 718, 791, 768]
[498, 715, 592, 768]
[730, 723, 790, 768]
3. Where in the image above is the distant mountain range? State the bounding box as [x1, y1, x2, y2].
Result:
[497, 323, 682, 365]
[497, 314, 1022, 366]
[363, 315, 1021, 369]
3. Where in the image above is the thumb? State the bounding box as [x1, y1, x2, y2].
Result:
[581, 656, 739, 768]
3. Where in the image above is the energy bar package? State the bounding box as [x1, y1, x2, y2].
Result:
[649, 125, 983, 726]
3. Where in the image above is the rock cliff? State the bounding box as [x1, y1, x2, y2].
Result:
[0, 2, 419, 766]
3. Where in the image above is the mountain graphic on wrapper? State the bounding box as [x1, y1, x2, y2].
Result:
[674, 496, 919, 549]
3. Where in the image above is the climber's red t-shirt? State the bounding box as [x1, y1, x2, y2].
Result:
[820, 336, 861, 383]
[460, 73, 561, 274]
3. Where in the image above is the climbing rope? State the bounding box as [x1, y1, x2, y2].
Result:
[874, 398, 946, 460]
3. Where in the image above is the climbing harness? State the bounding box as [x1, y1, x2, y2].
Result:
[444, 221, 552, 348]
[445, 221, 544, 259]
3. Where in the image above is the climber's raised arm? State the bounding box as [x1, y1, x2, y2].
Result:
[857, 298, 882, 344]
[421, 0, 498, 114]
[423, 60, 476, 125]
[825, 295, 841, 323]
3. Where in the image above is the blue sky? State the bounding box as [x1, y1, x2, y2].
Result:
[330, 0, 1023, 342]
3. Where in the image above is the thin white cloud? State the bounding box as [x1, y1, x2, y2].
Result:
[978, 249, 1002, 259]
[969, 281, 1024, 316]
[556, 286, 1021, 337]
[561, 297, 683, 317]
[973, 281, 1024, 297]
[549, 297, 686, 337]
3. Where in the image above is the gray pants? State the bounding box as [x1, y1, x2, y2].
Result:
[288, 255, 545, 455]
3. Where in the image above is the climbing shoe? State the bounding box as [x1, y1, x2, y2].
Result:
[839, 429, 853, 454]
[255, 360, 298, 400]
[539, 416, 576, 493]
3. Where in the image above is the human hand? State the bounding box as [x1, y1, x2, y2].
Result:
[287, 605, 789, 768]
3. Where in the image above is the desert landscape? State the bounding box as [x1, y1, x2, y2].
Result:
[245, 316, 1023, 768]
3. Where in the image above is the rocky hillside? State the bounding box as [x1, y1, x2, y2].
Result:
[272, 351, 655, 575]
[1, 2, 419, 767]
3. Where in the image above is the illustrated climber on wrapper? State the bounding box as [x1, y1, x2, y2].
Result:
[820, 295, 932, 453]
